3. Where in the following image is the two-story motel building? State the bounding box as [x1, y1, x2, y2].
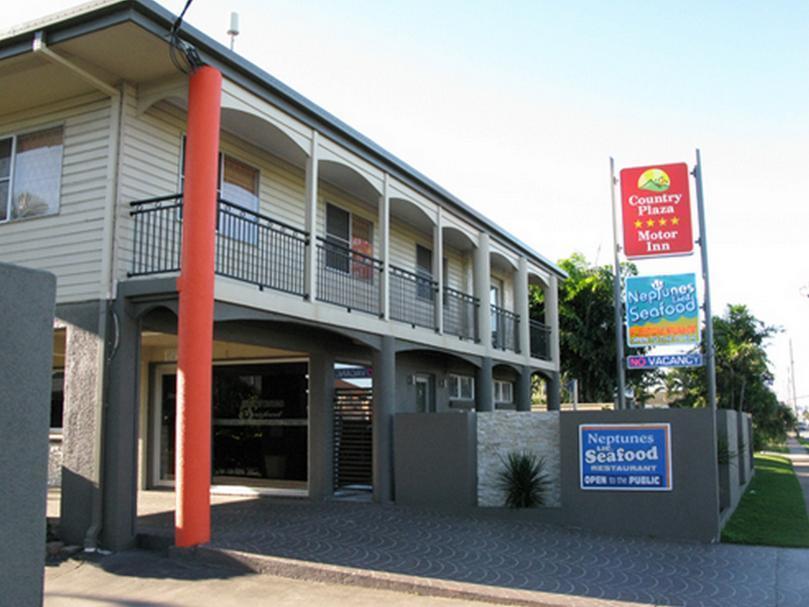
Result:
[0, 0, 565, 550]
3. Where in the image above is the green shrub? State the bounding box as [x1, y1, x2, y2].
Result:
[497, 451, 550, 508]
[717, 435, 737, 465]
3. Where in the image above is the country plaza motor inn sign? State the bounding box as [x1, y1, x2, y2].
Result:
[620, 163, 694, 258]
[580, 424, 673, 491]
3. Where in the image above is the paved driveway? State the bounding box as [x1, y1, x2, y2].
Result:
[137, 491, 809, 607]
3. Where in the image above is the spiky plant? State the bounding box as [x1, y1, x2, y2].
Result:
[496, 451, 549, 509]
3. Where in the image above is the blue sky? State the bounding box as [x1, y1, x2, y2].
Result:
[7, 0, 809, 407]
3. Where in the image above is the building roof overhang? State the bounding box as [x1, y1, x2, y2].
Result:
[0, 0, 566, 279]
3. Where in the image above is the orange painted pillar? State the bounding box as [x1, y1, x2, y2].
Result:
[175, 65, 222, 548]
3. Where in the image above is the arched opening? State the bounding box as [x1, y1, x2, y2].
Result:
[441, 225, 478, 340]
[220, 108, 308, 169]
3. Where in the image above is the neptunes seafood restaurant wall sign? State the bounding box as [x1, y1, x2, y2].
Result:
[625, 273, 700, 348]
[620, 163, 693, 258]
[579, 424, 673, 491]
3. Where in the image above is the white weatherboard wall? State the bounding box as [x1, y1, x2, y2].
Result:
[0, 93, 112, 303]
[477, 411, 561, 507]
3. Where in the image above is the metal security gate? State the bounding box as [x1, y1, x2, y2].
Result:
[333, 388, 373, 491]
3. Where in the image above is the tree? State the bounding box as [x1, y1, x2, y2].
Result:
[666, 304, 794, 446]
[530, 253, 658, 404]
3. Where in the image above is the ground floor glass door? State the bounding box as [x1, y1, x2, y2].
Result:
[155, 361, 308, 491]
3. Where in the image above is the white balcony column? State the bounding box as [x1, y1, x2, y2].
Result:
[545, 274, 561, 368]
[304, 130, 319, 300]
[379, 173, 390, 320]
[433, 207, 443, 333]
[474, 232, 492, 350]
[515, 257, 530, 358]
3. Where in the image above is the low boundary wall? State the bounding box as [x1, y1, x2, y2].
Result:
[394, 408, 745, 543]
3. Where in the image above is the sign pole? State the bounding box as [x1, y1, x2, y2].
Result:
[610, 157, 627, 410]
[693, 149, 717, 413]
[693, 148, 720, 541]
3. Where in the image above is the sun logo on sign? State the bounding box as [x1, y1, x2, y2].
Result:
[637, 168, 670, 192]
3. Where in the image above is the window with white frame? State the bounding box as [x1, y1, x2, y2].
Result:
[0, 126, 64, 222]
[448, 374, 475, 400]
[494, 380, 514, 404]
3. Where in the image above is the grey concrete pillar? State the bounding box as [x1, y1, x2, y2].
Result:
[59, 301, 105, 546]
[476, 356, 494, 412]
[547, 371, 561, 411]
[308, 350, 335, 499]
[516, 365, 532, 412]
[0, 264, 55, 607]
[372, 335, 395, 502]
[101, 298, 141, 551]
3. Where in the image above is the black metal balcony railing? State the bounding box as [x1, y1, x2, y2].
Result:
[443, 287, 479, 341]
[129, 195, 308, 297]
[491, 304, 520, 352]
[530, 319, 551, 361]
[316, 237, 384, 316]
[215, 198, 308, 296]
[389, 265, 437, 329]
[130, 194, 183, 276]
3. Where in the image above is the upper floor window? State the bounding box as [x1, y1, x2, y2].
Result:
[0, 126, 64, 223]
[415, 245, 433, 300]
[325, 203, 373, 279]
[180, 136, 259, 241]
[219, 155, 259, 242]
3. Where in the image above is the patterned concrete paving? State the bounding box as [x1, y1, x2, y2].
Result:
[137, 492, 809, 607]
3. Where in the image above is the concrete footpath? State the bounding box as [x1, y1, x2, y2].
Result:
[785, 435, 809, 516]
[44, 550, 510, 607]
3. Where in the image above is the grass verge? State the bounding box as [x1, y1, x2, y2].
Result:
[721, 454, 809, 548]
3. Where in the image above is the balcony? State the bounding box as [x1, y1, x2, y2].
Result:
[443, 287, 479, 341]
[315, 237, 384, 316]
[529, 319, 551, 361]
[129, 195, 309, 297]
[128, 195, 534, 357]
[389, 265, 437, 330]
[491, 304, 519, 352]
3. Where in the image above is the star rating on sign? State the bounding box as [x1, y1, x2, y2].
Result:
[634, 216, 680, 229]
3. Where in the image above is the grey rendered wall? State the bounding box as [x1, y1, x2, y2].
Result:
[559, 409, 720, 542]
[0, 263, 56, 607]
[717, 410, 741, 517]
[393, 412, 477, 508]
[56, 300, 105, 546]
[395, 351, 479, 413]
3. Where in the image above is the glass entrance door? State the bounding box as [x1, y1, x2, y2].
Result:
[154, 360, 308, 492]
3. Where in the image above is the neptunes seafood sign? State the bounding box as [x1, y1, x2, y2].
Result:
[579, 424, 672, 491]
[626, 273, 700, 347]
[620, 163, 694, 259]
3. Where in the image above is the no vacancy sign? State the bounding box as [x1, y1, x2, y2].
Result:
[620, 163, 694, 259]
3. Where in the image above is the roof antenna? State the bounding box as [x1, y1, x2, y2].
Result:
[227, 12, 240, 51]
